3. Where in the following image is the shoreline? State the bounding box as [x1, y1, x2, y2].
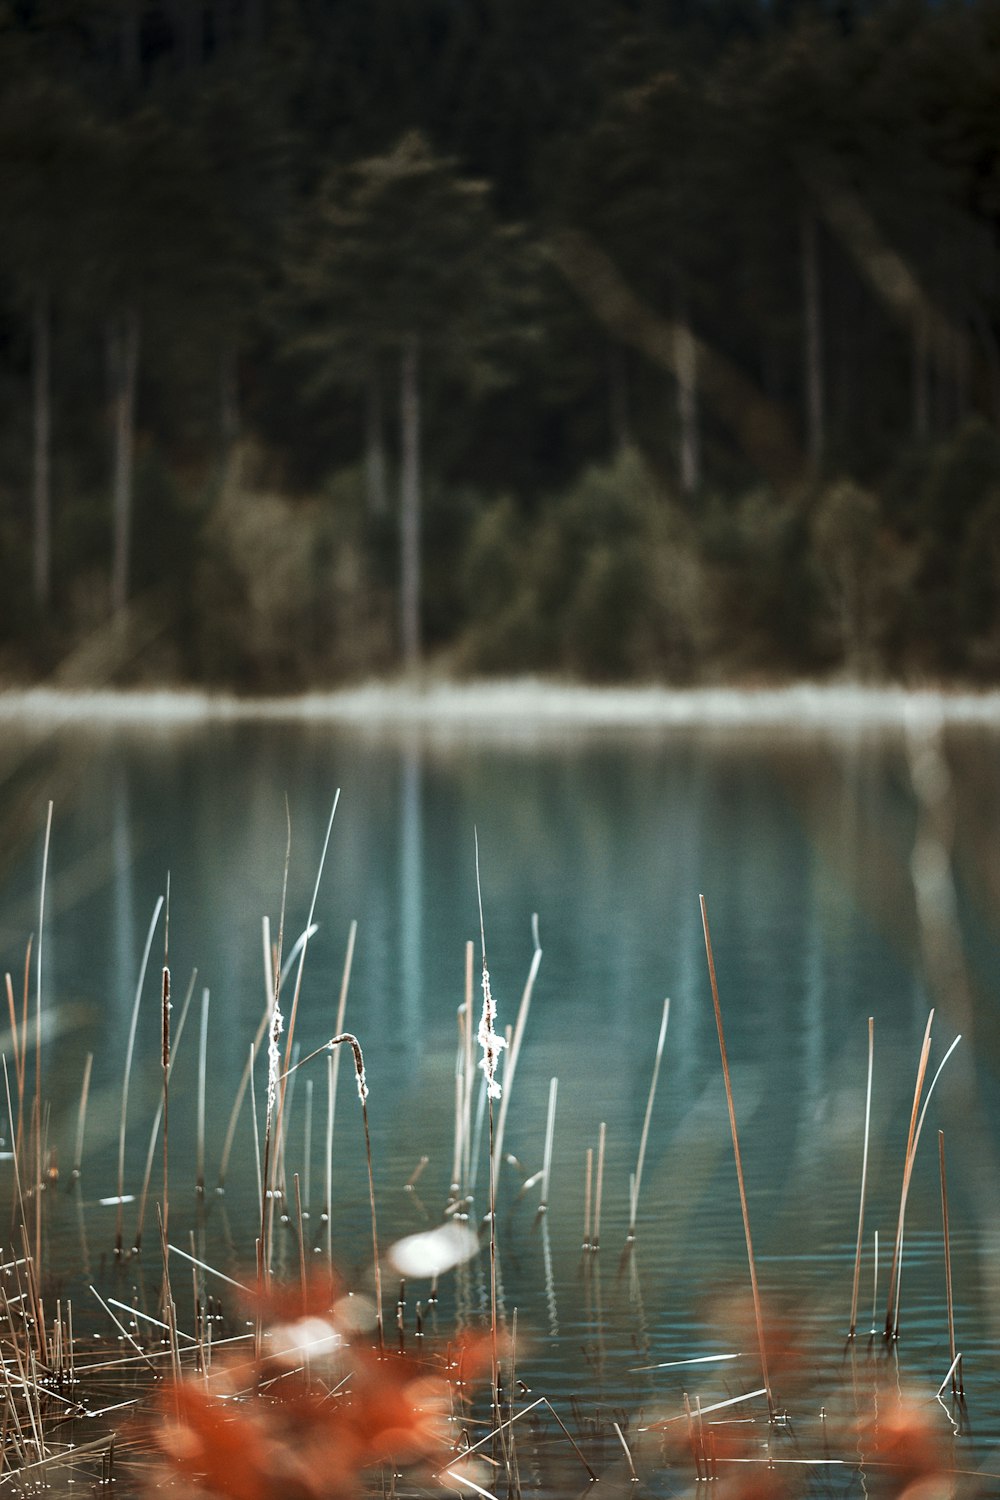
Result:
[3, 677, 1000, 728]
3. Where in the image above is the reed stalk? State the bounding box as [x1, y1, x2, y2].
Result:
[158, 875, 173, 1256]
[593, 1121, 606, 1252]
[849, 1017, 874, 1336]
[5, 971, 23, 1161]
[628, 997, 670, 1241]
[870, 1229, 879, 1334]
[493, 916, 542, 1195]
[33, 803, 52, 1298]
[274, 794, 340, 1188]
[196, 987, 210, 1194]
[303, 1078, 313, 1216]
[583, 1147, 593, 1251]
[938, 1129, 962, 1396]
[281, 1033, 382, 1349]
[116, 896, 164, 1256]
[71, 1052, 93, 1181]
[250, 1044, 262, 1220]
[884, 1010, 934, 1336]
[473, 831, 507, 1448]
[324, 919, 357, 1247]
[887, 1021, 961, 1337]
[463, 940, 474, 1195]
[699, 895, 773, 1419]
[18, 942, 30, 1161]
[293, 1173, 307, 1313]
[134, 970, 197, 1252]
[539, 1077, 558, 1214]
[259, 814, 292, 1286]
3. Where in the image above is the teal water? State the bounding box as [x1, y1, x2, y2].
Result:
[1, 710, 999, 1491]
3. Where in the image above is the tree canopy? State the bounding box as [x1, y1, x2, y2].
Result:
[3, 0, 1000, 684]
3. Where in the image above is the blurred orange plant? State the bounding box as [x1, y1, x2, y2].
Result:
[144, 1270, 489, 1500]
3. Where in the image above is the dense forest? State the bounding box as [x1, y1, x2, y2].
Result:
[4, 0, 1000, 688]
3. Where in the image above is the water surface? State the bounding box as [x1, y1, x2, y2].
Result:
[1, 705, 998, 1491]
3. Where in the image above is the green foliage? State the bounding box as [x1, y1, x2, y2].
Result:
[459, 450, 704, 681]
[192, 451, 393, 690]
[3, 0, 1000, 685]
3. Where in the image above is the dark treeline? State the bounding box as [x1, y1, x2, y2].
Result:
[4, 0, 1000, 688]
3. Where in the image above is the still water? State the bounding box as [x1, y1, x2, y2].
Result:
[2, 703, 1000, 1490]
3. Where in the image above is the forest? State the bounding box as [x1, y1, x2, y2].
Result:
[4, 0, 1000, 689]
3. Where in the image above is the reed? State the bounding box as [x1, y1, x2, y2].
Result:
[538, 1076, 558, 1215]
[938, 1129, 962, 1397]
[886, 1020, 961, 1338]
[158, 879, 173, 1264]
[699, 894, 773, 1419]
[282, 1033, 382, 1349]
[303, 1077, 313, 1216]
[259, 806, 292, 1284]
[627, 997, 669, 1243]
[196, 986, 210, 1194]
[592, 1121, 606, 1253]
[473, 831, 507, 1452]
[116, 895, 164, 1257]
[71, 1050, 93, 1181]
[134, 969, 198, 1252]
[582, 1147, 593, 1252]
[273, 794, 340, 1191]
[883, 1009, 934, 1337]
[324, 918, 358, 1248]
[492, 914, 542, 1195]
[848, 1016, 875, 1337]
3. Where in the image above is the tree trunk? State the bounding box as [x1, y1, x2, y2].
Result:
[365, 361, 388, 515]
[801, 205, 825, 474]
[32, 285, 52, 612]
[674, 319, 700, 495]
[110, 306, 141, 618]
[399, 334, 421, 673]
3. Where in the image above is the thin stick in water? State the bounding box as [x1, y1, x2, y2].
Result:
[493, 915, 542, 1196]
[849, 1017, 875, 1337]
[71, 1053, 93, 1182]
[539, 1077, 558, 1214]
[116, 896, 164, 1257]
[583, 1148, 593, 1252]
[593, 1122, 607, 1252]
[324, 919, 357, 1240]
[890, 1028, 961, 1338]
[700, 895, 773, 1418]
[133, 969, 198, 1253]
[938, 1129, 962, 1396]
[884, 1010, 934, 1337]
[196, 987, 210, 1193]
[303, 1078, 313, 1217]
[628, 997, 670, 1241]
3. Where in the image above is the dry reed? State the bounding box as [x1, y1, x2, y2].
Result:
[699, 894, 773, 1419]
[849, 1016, 874, 1337]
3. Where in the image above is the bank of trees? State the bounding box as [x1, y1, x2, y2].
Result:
[3, 0, 1000, 685]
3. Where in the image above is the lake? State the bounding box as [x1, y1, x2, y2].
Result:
[1, 688, 999, 1494]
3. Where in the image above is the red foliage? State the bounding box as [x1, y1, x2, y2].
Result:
[145, 1281, 489, 1500]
